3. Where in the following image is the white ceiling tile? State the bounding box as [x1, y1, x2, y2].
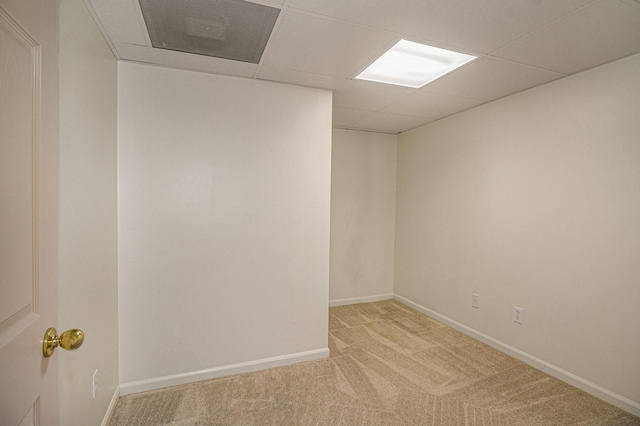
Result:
[247, 0, 286, 5]
[382, 90, 485, 119]
[493, 0, 640, 75]
[352, 112, 434, 134]
[115, 43, 258, 78]
[256, 65, 342, 90]
[425, 57, 564, 101]
[86, 0, 149, 45]
[264, 11, 395, 78]
[287, 0, 593, 54]
[332, 107, 371, 127]
[620, 0, 640, 7]
[332, 79, 413, 111]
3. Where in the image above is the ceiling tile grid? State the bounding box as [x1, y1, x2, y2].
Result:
[86, 0, 640, 134]
[381, 91, 486, 120]
[287, 0, 596, 54]
[87, 0, 149, 45]
[423, 57, 565, 101]
[332, 107, 371, 128]
[350, 112, 434, 134]
[492, 0, 640, 75]
[264, 10, 397, 78]
[115, 42, 259, 77]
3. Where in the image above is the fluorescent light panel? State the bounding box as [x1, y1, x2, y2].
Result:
[356, 40, 476, 88]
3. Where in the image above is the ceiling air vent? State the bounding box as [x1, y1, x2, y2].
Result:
[139, 0, 280, 64]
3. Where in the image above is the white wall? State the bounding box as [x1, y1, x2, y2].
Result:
[330, 129, 397, 305]
[117, 62, 332, 391]
[59, 0, 119, 424]
[395, 53, 640, 413]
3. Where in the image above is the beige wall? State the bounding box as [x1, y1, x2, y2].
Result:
[117, 62, 332, 392]
[59, 0, 119, 424]
[395, 53, 640, 413]
[330, 129, 397, 304]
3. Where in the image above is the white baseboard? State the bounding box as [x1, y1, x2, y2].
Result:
[119, 348, 330, 396]
[394, 294, 640, 418]
[101, 386, 120, 426]
[329, 293, 394, 307]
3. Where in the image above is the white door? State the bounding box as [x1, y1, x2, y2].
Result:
[0, 0, 60, 424]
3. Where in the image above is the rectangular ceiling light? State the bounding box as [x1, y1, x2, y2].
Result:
[356, 39, 476, 88]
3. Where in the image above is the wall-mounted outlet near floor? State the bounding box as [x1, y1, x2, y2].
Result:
[514, 307, 523, 324]
[472, 293, 479, 309]
[92, 369, 99, 399]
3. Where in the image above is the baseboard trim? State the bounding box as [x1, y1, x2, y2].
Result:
[119, 348, 330, 396]
[329, 293, 394, 307]
[101, 386, 120, 426]
[394, 294, 640, 418]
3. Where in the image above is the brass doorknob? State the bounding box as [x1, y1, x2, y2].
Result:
[42, 327, 84, 358]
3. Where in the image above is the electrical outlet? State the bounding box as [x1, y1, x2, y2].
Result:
[514, 307, 523, 324]
[472, 293, 479, 309]
[92, 369, 98, 399]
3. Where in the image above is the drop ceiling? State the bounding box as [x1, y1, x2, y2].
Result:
[86, 0, 640, 134]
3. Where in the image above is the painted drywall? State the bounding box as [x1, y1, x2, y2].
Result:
[330, 129, 397, 305]
[117, 62, 332, 388]
[59, 0, 119, 424]
[395, 53, 640, 409]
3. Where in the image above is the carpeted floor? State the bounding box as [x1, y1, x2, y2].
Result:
[110, 300, 640, 425]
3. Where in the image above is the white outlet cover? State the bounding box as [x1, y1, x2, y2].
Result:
[514, 307, 523, 324]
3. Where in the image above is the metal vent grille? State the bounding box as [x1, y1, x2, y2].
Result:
[139, 0, 280, 64]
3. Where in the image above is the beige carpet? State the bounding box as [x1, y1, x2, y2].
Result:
[110, 300, 640, 425]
